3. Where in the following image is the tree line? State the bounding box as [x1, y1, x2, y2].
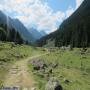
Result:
[36, 0, 90, 48]
[0, 24, 23, 44]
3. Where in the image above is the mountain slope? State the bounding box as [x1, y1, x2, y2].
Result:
[29, 28, 43, 40]
[40, 30, 46, 37]
[0, 11, 24, 43]
[0, 11, 37, 43]
[0, 11, 7, 25]
[29, 28, 46, 40]
[0, 24, 23, 44]
[11, 19, 36, 43]
[37, 0, 90, 47]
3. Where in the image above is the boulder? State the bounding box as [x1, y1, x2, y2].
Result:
[31, 59, 47, 71]
[45, 77, 63, 90]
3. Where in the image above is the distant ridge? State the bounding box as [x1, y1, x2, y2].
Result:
[29, 28, 46, 40]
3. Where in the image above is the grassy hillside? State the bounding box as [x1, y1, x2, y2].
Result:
[28, 48, 90, 90]
[0, 42, 45, 86]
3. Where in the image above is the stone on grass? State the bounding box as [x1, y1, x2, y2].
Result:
[45, 77, 63, 90]
[31, 59, 47, 71]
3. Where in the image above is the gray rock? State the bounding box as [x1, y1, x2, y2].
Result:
[31, 59, 47, 71]
[45, 77, 63, 90]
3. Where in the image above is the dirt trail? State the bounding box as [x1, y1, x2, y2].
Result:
[3, 53, 48, 89]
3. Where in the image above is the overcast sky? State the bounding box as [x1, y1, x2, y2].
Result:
[0, 0, 84, 33]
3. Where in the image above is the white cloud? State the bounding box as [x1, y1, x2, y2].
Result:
[65, 6, 74, 18]
[0, 0, 84, 33]
[0, 0, 65, 33]
[76, 0, 84, 9]
[65, 0, 84, 18]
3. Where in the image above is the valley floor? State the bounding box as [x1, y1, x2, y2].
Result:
[0, 42, 90, 90]
[28, 47, 90, 90]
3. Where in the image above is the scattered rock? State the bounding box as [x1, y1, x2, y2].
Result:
[45, 77, 63, 90]
[31, 59, 47, 71]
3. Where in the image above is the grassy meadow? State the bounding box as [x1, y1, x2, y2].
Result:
[0, 42, 90, 90]
[28, 48, 90, 90]
[0, 42, 45, 86]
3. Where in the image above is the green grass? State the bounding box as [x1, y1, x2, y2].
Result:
[0, 42, 45, 86]
[28, 48, 90, 90]
[0, 42, 90, 90]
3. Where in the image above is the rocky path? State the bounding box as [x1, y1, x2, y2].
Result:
[3, 53, 48, 89]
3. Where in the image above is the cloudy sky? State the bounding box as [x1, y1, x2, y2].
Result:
[0, 0, 84, 33]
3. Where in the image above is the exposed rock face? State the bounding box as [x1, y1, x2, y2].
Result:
[45, 77, 63, 90]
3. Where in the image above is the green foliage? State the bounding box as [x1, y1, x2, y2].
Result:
[0, 42, 44, 86]
[0, 24, 24, 44]
[28, 48, 90, 90]
[37, 0, 90, 48]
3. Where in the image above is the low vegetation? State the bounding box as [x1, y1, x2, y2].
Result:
[0, 42, 45, 87]
[28, 48, 90, 90]
[0, 42, 90, 90]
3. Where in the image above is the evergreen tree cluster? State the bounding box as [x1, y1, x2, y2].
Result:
[0, 24, 23, 44]
[37, 0, 90, 48]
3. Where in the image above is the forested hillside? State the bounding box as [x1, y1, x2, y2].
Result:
[0, 24, 23, 44]
[37, 0, 90, 48]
